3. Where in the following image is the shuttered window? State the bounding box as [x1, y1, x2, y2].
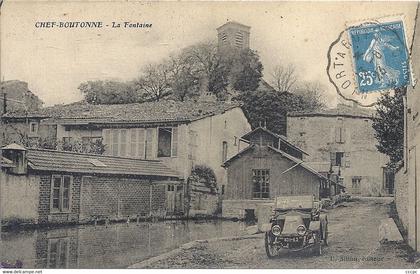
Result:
[50, 175, 72, 212]
[157, 126, 178, 158]
[172, 127, 178, 157]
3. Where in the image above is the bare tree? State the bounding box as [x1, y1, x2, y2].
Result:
[135, 62, 173, 101]
[294, 81, 327, 111]
[270, 64, 298, 93]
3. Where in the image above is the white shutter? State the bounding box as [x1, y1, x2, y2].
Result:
[130, 129, 137, 157]
[138, 128, 145, 159]
[103, 129, 112, 155]
[172, 127, 178, 157]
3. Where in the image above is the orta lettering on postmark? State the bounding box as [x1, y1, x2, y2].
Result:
[327, 15, 413, 107]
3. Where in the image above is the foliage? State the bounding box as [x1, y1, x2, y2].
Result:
[78, 80, 140, 105]
[293, 81, 327, 111]
[4, 133, 106, 155]
[269, 64, 326, 111]
[190, 165, 217, 193]
[134, 62, 173, 102]
[372, 88, 405, 165]
[270, 64, 298, 93]
[229, 49, 263, 92]
[235, 89, 313, 135]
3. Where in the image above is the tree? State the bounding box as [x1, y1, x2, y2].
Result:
[181, 41, 230, 98]
[167, 55, 200, 101]
[78, 80, 139, 105]
[229, 49, 263, 92]
[270, 64, 298, 93]
[135, 62, 173, 101]
[294, 81, 327, 111]
[236, 89, 308, 135]
[372, 88, 405, 166]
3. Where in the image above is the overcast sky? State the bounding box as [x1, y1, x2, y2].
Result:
[1, 1, 417, 106]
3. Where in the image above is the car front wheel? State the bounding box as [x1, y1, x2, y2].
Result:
[265, 232, 279, 258]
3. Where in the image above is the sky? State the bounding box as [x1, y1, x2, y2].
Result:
[1, 1, 418, 106]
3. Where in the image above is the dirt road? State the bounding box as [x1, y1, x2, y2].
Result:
[140, 198, 418, 269]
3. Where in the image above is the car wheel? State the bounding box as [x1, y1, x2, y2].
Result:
[265, 232, 279, 258]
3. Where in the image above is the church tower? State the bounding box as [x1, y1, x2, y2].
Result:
[217, 21, 251, 51]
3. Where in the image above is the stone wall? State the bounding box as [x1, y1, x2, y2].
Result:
[287, 113, 389, 196]
[0, 172, 40, 224]
[222, 199, 274, 219]
[394, 168, 408, 232]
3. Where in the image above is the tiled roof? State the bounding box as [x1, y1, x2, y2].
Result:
[3, 100, 241, 124]
[26, 148, 181, 178]
[288, 104, 375, 118]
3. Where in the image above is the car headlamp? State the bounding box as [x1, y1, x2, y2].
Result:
[271, 224, 282, 236]
[297, 225, 306, 235]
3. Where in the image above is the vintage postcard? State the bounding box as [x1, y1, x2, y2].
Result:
[0, 0, 420, 272]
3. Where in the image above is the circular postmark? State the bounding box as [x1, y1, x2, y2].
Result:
[327, 17, 412, 107]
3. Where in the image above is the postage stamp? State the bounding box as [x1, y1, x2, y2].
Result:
[348, 21, 411, 93]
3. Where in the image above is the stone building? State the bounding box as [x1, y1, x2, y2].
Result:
[0, 80, 44, 146]
[217, 21, 250, 50]
[0, 144, 181, 225]
[2, 100, 251, 196]
[395, 6, 420, 252]
[287, 104, 390, 196]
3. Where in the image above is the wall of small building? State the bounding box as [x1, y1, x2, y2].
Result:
[79, 176, 169, 221]
[404, 6, 420, 252]
[222, 147, 319, 218]
[36, 173, 173, 224]
[287, 115, 389, 196]
[0, 119, 55, 147]
[0, 171, 40, 224]
[395, 167, 408, 232]
[189, 107, 251, 188]
[38, 174, 81, 224]
[56, 124, 102, 141]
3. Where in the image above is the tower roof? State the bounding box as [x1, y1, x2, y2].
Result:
[217, 21, 251, 32]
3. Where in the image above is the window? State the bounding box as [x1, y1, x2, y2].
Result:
[62, 137, 72, 144]
[47, 238, 69, 268]
[331, 152, 344, 167]
[335, 127, 346, 143]
[51, 175, 72, 212]
[352, 177, 362, 194]
[167, 185, 175, 191]
[157, 127, 178, 157]
[253, 169, 270, 199]
[29, 122, 38, 134]
[221, 185, 225, 195]
[222, 141, 228, 163]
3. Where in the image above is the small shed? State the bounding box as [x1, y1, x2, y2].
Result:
[221, 127, 328, 219]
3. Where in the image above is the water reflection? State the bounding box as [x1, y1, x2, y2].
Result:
[0, 220, 247, 268]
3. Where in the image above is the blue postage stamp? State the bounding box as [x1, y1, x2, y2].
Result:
[348, 21, 410, 93]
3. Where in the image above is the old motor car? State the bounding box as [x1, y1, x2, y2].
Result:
[264, 195, 328, 257]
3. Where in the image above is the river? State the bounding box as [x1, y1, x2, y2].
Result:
[0, 220, 249, 269]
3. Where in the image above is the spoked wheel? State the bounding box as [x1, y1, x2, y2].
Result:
[265, 232, 279, 258]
